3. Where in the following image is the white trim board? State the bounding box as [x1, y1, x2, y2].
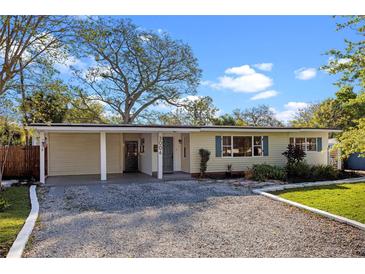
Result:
[253, 176, 365, 193]
[6, 185, 39, 258]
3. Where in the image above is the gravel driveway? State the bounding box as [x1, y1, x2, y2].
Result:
[24, 180, 365, 258]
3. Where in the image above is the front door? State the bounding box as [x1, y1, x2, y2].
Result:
[163, 137, 173, 173]
[124, 141, 138, 172]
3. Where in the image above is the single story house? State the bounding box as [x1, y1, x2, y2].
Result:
[29, 123, 341, 184]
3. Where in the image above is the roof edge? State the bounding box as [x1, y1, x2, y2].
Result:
[27, 123, 342, 132]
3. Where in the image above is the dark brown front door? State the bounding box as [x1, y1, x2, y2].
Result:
[125, 141, 138, 172]
[163, 137, 173, 173]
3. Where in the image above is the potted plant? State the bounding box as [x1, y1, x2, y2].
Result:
[226, 164, 232, 178]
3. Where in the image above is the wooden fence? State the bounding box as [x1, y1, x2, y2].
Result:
[0, 146, 46, 180]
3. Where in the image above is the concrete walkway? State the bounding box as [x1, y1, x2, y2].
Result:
[45, 172, 192, 186]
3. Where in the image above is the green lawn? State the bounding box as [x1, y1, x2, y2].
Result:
[0, 186, 30, 257]
[275, 182, 365, 224]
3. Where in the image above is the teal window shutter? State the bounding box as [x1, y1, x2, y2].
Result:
[317, 137, 322, 152]
[263, 136, 269, 156]
[215, 136, 222, 157]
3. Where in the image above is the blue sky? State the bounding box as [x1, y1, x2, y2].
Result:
[123, 16, 354, 122]
[59, 16, 355, 123]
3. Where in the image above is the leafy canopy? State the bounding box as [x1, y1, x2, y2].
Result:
[72, 17, 202, 124]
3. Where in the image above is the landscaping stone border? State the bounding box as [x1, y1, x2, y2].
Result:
[253, 177, 365, 231]
[253, 176, 365, 192]
[6, 185, 39, 258]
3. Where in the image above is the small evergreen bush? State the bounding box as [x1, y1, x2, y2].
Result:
[199, 149, 210, 177]
[251, 164, 286, 182]
[310, 165, 339, 180]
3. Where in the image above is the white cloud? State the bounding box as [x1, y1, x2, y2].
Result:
[183, 95, 201, 101]
[272, 101, 309, 122]
[207, 65, 273, 93]
[225, 65, 256, 75]
[285, 101, 309, 110]
[250, 90, 278, 100]
[254, 63, 273, 71]
[294, 67, 317, 80]
[55, 55, 97, 76]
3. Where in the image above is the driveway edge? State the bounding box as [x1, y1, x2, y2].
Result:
[253, 188, 365, 231]
[6, 185, 39, 258]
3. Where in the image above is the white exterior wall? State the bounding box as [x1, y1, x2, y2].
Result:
[151, 133, 158, 173]
[47, 130, 329, 177]
[181, 133, 190, 173]
[106, 133, 121, 174]
[139, 133, 152, 175]
[151, 133, 182, 173]
[288, 131, 328, 165]
[189, 131, 329, 174]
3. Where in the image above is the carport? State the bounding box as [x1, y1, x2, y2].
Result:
[29, 124, 196, 184]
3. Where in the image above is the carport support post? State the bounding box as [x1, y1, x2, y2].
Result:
[157, 132, 163, 179]
[39, 131, 45, 184]
[100, 132, 107, 181]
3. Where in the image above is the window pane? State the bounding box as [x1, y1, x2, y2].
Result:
[307, 137, 317, 151]
[254, 146, 262, 156]
[295, 138, 306, 151]
[223, 136, 231, 145]
[223, 146, 232, 157]
[289, 138, 294, 145]
[233, 136, 252, 157]
[254, 136, 262, 145]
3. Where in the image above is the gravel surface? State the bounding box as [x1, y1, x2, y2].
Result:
[24, 180, 365, 258]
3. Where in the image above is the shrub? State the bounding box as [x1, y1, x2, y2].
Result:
[0, 197, 10, 212]
[310, 165, 339, 180]
[282, 144, 306, 165]
[286, 161, 312, 179]
[199, 148, 210, 177]
[287, 162, 340, 182]
[251, 164, 286, 182]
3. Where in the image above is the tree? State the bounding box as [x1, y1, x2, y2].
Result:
[65, 97, 108, 124]
[0, 16, 69, 96]
[157, 96, 218, 126]
[289, 103, 319, 127]
[72, 17, 201, 124]
[233, 105, 284, 127]
[335, 118, 365, 158]
[322, 16, 365, 90]
[290, 87, 365, 130]
[20, 81, 108, 124]
[0, 117, 24, 145]
[21, 80, 70, 124]
[158, 109, 185, 126]
[320, 17, 365, 156]
[180, 96, 218, 126]
[213, 113, 247, 126]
